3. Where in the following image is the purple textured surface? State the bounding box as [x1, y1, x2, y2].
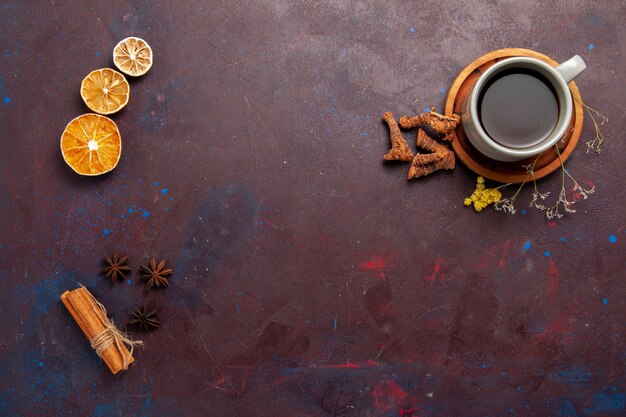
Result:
[1, 1, 624, 416]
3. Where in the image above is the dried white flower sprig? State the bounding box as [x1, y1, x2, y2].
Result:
[465, 98, 605, 219]
[535, 147, 595, 219]
[481, 146, 595, 219]
[491, 158, 540, 215]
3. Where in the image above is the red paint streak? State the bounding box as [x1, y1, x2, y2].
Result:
[499, 239, 511, 268]
[333, 363, 362, 369]
[359, 255, 388, 271]
[566, 185, 588, 202]
[210, 367, 250, 398]
[371, 380, 409, 412]
[570, 179, 596, 201]
[546, 259, 559, 297]
[475, 238, 523, 270]
[400, 408, 418, 416]
[425, 257, 445, 283]
[534, 312, 576, 344]
[315, 360, 379, 369]
[546, 221, 557, 228]
[240, 295, 265, 313]
[570, 185, 584, 201]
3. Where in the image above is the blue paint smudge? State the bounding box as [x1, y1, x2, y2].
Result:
[143, 397, 153, 411]
[15, 273, 84, 414]
[128, 208, 135, 213]
[258, 220, 264, 226]
[481, 363, 488, 369]
[521, 210, 527, 215]
[95, 51, 101, 57]
[333, 317, 337, 331]
[102, 229, 111, 236]
[523, 241, 531, 251]
[608, 234, 617, 243]
[142, 211, 150, 218]
[584, 386, 625, 415]
[93, 403, 116, 417]
[155, 181, 159, 186]
[161, 188, 169, 195]
[560, 237, 566, 242]
[3, 96, 10, 103]
[281, 367, 298, 376]
[176, 185, 256, 278]
[120, 213, 125, 219]
[588, 43, 595, 50]
[558, 399, 581, 417]
[424, 106, 430, 112]
[127, 279, 132, 284]
[544, 251, 551, 257]
[554, 366, 591, 384]
[409, 26, 415, 33]
[603, 297, 608, 305]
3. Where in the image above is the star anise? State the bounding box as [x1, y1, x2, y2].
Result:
[128, 304, 160, 331]
[139, 258, 172, 290]
[101, 253, 132, 283]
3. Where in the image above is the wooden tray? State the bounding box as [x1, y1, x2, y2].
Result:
[444, 48, 584, 183]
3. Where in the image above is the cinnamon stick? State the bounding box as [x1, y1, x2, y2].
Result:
[60, 286, 138, 374]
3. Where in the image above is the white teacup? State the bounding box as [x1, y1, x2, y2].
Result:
[462, 55, 586, 161]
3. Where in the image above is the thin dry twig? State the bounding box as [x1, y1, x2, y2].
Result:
[493, 155, 542, 215]
[572, 92, 608, 154]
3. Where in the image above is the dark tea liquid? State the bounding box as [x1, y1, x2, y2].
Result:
[478, 69, 559, 149]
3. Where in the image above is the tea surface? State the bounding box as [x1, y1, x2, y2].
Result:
[479, 69, 559, 149]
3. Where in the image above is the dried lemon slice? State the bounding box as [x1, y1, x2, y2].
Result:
[80, 68, 130, 115]
[61, 113, 122, 176]
[113, 37, 153, 77]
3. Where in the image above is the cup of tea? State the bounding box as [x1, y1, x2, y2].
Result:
[462, 55, 587, 161]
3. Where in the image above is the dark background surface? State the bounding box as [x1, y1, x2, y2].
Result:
[1, 1, 624, 416]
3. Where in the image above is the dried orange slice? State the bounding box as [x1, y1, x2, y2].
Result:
[80, 68, 130, 115]
[113, 37, 153, 77]
[61, 114, 122, 176]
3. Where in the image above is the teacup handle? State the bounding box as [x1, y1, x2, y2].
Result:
[555, 55, 587, 83]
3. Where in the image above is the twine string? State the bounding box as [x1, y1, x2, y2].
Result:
[81, 286, 143, 371]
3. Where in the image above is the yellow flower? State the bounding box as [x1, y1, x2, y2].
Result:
[464, 176, 502, 212]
